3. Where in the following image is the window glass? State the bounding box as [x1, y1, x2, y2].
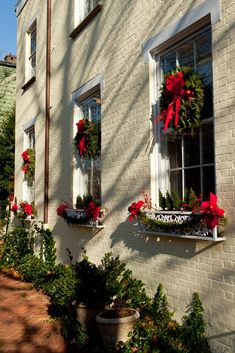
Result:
[157, 27, 214, 200]
[23, 127, 35, 203]
[76, 90, 101, 203]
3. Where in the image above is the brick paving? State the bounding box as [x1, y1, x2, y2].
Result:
[0, 271, 73, 353]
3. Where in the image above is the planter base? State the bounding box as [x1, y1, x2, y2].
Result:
[96, 309, 139, 352]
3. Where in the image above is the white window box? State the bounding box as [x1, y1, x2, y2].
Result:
[138, 210, 225, 242]
[64, 208, 105, 229]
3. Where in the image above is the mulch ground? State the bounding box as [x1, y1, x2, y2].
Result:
[0, 271, 79, 353]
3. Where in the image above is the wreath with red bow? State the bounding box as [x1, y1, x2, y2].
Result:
[155, 67, 204, 134]
[22, 149, 35, 179]
[74, 119, 99, 159]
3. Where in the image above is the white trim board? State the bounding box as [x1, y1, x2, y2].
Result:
[72, 74, 104, 101]
[142, 0, 221, 62]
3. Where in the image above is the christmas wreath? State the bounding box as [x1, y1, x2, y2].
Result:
[155, 67, 204, 134]
[22, 149, 35, 179]
[74, 119, 99, 159]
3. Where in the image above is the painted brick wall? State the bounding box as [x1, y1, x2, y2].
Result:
[15, 0, 235, 352]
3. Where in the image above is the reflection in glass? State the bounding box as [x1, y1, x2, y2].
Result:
[185, 168, 201, 195]
[170, 170, 182, 198]
[202, 123, 214, 164]
[203, 166, 215, 200]
[184, 132, 200, 167]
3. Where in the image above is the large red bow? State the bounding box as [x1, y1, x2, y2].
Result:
[155, 71, 185, 131]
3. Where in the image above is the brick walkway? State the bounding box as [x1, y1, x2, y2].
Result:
[0, 271, 74, 353]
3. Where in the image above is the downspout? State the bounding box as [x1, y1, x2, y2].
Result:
[44, 0, 51, 223]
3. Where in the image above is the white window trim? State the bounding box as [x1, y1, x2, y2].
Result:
[72, 74, 104, 204]
[143, 0, 221, 63]
[25, 20, 37, 82]
[74, 0, 99, 28]
[22, 123, 35, 203]
[144, 0, 221, 206]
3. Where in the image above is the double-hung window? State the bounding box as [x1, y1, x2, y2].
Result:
[75, 0, 99, 25]
[155, 27, 214, 200]
[25, 21, 37, 81]
[23, 126, 35, 203]
[74, 89, 101, 203]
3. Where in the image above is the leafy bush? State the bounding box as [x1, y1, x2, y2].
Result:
[33, 222, 56, 268]
[16, 253, 50, 288]
[2, 226, 33, 267]
[118, 285, 211, 353]
[99, 253, 150, 310]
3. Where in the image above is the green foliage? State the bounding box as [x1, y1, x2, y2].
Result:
[44, 264, 78, 309]
[33, 222, 56, 269]
[159, 67, 204, 135]
[182, 293, 211, 353]
[183, 188, 201, 211]
[75, 194, 97, 209]
[159, 190, 166, 210]
[75, 256, 106, 309]
[2, 226, 33, 267]
[74, 119, 99, 159]
[16, 253, 50, 287]
[166, 191, 173, 210]
[23, 148, 35, 179]
[0, 107, 15, 201]
[119, 288, 210, 353]
[171, 191, 181, 210]
[100, 253, 150, 310]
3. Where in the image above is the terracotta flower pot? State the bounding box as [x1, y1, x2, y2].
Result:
[96, 308, 139, 352]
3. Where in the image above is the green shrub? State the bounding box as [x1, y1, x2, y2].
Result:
[118, 286, 211, 353]
[33, 222, 56, 269]
[99, 253, 150, 310]
[182, 293, 211, 353]
[2, 226, 33, 267]
[16, 254, 50, 288]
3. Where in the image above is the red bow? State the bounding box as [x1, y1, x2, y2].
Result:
[155, 71, 185, 131]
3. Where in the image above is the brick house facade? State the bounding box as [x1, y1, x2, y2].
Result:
[15, 1, 235, 351]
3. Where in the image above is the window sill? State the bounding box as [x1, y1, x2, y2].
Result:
[70, 3, 103, 39]
[138, 230, 225, 242]
[138, 211, 226, 242]
[21, 75, 36, 91]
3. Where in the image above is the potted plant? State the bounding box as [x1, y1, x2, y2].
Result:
[56, 194, 106, 226]
[74, 252, 108, 329]
[95, 253, 149, 352]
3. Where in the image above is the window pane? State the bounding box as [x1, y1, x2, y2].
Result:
[196, 30, 213, 118]
[167, 136, 182, 168]
[203, 166, 215, 200]
[79, 91, 101, 202]
[170, 170, 182, 198]
[202, 123, 214, 164]
[160, 52, 176, 77]
[178, 41, 194, 68]
[30, 26, 36, 54]
[185, 168, 201, 195]
[184, 132, 200, 166]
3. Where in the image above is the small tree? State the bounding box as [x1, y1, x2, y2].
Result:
[0, 106, 15, 202]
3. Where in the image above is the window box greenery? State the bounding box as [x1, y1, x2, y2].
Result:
[128, 191, 226, 242]
[57, 194, 106, 228]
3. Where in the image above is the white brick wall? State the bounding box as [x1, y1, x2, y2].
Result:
[15, 1, 235, 352]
